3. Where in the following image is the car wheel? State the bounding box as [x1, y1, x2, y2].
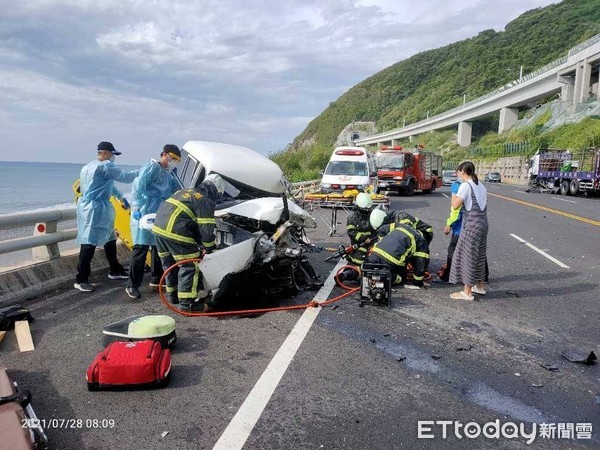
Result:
[559, 180, 569, 195]
[405, 181, 415, 196]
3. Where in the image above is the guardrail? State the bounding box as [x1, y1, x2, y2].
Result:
[0, 207, 78, 261]
[0, 182, 322, 261]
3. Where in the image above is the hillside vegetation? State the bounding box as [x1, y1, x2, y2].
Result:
[272, 0, 600, 181]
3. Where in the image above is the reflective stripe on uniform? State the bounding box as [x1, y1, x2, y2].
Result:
[413, 252, 430, 259]
[372, 246, 410, 267]
[166, 198, 196, 221]
[412, 274, 424, 281]
[152, 225, 197, 244]
[197, 218, 216, 225]
[173, 252, 201, 261]
[202, 240, 215, 248]
[172, 253, 200, 262]
[158, 251, 171, 258]
[347, 224, 356, 230]
[355, 231, 372, 241]
[166, 286, 177, 293]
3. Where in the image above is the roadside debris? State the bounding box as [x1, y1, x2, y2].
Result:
[369, 338, 377, 344]
[595, 395, 600, 405]
[514, 373, 521, 377]
[161, 431, 169, 438]
[396, 356, 406, 362]
[431, 354, 442, 360]
[561, 350, 597, 365]
[330, 305, 339, 310]
[456, 343, 472, 352]
[532, 383, 544, 388]
[540, 363, 560, 372]
[506, 291, 521, 298]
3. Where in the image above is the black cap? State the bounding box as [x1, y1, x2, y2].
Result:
[163, 144, 181, 159]
[97, 141, 122, 155]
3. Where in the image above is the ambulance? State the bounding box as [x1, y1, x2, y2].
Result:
[319, 146, 378, 194]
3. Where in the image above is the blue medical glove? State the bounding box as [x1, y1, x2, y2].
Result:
[132, 210, 142, 220]
[121, 198, 130, 210]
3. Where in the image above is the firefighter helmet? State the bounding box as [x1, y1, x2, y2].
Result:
[355, 193, 373, 212]
[369, 208, 387, 230]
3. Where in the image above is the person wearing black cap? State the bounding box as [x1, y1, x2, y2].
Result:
[74, 142, 139, 292]
[125, 145, 182, 299]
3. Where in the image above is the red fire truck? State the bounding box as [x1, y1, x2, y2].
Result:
[375, 145, 442, 195]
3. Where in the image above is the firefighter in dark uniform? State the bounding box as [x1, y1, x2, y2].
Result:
[364, 209, 430, 288]
[386, 210, 433, 245]
[152, 173, 225, 311]
[345, 193, 376, 266]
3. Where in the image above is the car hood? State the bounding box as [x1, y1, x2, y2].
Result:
[215, 197, 316, 228]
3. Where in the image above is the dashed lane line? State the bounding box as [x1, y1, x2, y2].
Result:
[551, 197, 577, 204]
[213, 259, 346, 450]
[510, 234, 570, 269]
[489, 192, 600, 227]
[441, 193, 449, 198]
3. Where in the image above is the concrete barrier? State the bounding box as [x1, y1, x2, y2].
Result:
[0, 245, 130, 306]
[475, 156, 529, 185]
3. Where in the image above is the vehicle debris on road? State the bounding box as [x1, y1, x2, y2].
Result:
[561, 350, 597, 365]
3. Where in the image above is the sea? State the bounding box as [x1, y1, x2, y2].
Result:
[0, 161, 139, 268]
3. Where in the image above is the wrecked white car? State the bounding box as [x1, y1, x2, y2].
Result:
[174, 141, 322, 300]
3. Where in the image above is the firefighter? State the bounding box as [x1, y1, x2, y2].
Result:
[364, 209, 429, 289]
[152, 174, 225, 312]
[386, 210, 433, 245]
[345, 193, 376, 266]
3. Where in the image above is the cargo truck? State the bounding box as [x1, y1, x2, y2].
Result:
[527, 148, 600, 197]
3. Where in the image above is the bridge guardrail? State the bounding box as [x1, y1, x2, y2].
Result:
[0, 181, 322, 261]
[0, 206, 77, 260]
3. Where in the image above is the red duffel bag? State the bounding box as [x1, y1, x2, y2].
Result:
[86, 340, 171, 391]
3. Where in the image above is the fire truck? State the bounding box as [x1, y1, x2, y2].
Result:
[375, 145, 442, 195]
[528, 148, 600, 197]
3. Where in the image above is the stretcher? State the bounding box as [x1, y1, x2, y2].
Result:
[301, 190, 390, 237]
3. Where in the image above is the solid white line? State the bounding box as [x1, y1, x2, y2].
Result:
[441, 193, 449, 198]
[510, 234, 570, 269]
[514, 190, 528, 194]
[213, 259, 347, 450]
[551, 197, 577, 204]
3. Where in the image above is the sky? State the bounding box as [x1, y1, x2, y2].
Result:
[0, 0, 559, 165]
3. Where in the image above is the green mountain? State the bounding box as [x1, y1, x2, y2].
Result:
[273, 0, 600, 181]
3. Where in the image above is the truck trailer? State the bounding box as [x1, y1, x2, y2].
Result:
[528, 148, 600, 197]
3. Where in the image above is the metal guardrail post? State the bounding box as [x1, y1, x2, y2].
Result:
[32, 221, 61, 261]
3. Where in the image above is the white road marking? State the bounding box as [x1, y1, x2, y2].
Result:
[441, 193, 449, 198]
[510, 234, 570, 269]
[551, 197, 577, 204]
[213, 259, 347, 450]
[514, 190, 529, 194]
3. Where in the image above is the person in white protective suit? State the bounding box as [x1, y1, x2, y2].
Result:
[74, 142, 138, 292]
[125, 145, 181, 299]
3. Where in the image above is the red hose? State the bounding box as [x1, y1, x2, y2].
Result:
[158, 258, 359, 317]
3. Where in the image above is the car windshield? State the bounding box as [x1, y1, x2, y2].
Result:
[324, 161, 368, 176]
[491, 172, 501, 176]
[443, 171, 455, 177]
[376, 153, 405, 169]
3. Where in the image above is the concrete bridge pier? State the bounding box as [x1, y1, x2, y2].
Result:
[499, 107, 519, 133]
[457, 121, 472, 147]
[573, 58, 593, 104]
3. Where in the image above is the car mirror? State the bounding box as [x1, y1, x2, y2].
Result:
[319, 170, 324, 176]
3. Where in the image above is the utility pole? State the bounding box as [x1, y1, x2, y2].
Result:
[403, 118, 406, 127]
[463, 93, 467, 107]
[519, 65, 523, 82]
[426, 110, 429, 120]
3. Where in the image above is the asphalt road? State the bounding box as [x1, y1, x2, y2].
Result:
[1, 182, 599, 449]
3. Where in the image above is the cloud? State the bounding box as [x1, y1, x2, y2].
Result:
[0, 0, 559, 163]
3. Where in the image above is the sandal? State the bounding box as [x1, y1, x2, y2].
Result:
[450, 291, 474, 301]
[472, 286, 487, 295]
